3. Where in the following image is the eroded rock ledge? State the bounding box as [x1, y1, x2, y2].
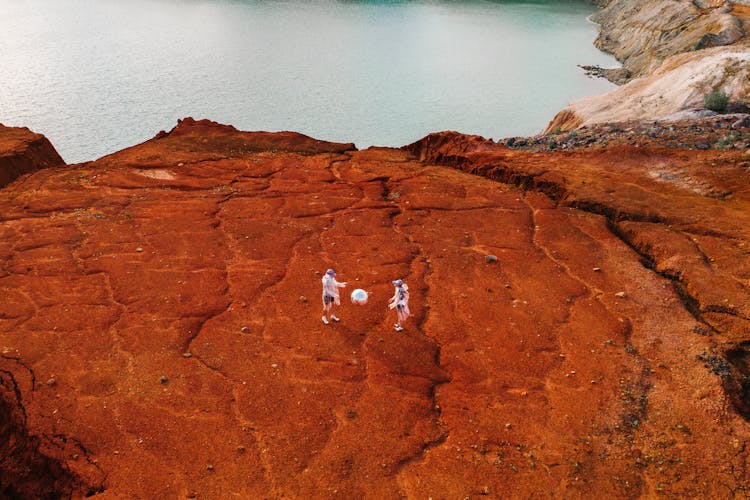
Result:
[2, 120, 750, 497]
[0, 364, 103, 498]
[0, 124, 65, 188]
[406, 130, 750, 413]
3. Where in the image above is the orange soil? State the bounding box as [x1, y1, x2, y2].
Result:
[1, 119, 749, 498]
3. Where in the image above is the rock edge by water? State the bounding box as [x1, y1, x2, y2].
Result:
[550, 0, 750, 131]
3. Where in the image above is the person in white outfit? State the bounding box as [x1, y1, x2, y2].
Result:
[388, 279, 410, 332]
[321, 268, 347, 325]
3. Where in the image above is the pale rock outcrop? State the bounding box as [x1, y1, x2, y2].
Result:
[548, 0, 750, 131]
[548, 46, 750, 131]
[592, 0, 745, 79]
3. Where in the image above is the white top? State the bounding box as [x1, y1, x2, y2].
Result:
[322, 275, 347, 302]
[388, 284, 409, 309]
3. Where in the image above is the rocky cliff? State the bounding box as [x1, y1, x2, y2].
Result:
[592, 0, 746, 80]
[0, 124, 65, 188]
[2, 119, 750, 497]
[548, 0, 750, 131]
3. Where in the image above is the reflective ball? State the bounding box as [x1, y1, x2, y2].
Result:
[350, 289, 368, 305]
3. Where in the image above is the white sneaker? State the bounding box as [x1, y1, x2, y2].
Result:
[322, 316, 329, 325]
[331, 315, 340, 322]
[395, 325, 403, 332]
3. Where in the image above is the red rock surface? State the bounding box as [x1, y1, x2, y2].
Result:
[0, 124, 65, 188]
[2, 119, 750, 497]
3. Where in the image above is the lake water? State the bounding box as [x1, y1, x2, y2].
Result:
[0, 0, 616, 163]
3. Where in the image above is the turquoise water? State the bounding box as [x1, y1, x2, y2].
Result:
[0, 0, 615, 163]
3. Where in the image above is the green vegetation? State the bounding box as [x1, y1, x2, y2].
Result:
[703, 89, 729, 113]
[713, 133, 738, 150]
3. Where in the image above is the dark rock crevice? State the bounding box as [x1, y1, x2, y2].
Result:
[387, 191, 453, 475]
[0, 370, 102, 499]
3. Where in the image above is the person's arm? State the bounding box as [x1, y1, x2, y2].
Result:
[335, 279, 347, 288]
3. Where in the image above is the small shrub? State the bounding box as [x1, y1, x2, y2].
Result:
[703, 89, 729, 113]
[714, 133, 738, 149]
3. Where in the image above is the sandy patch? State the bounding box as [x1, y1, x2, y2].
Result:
[136, 169, 176, 180]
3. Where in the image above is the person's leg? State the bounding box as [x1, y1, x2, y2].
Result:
[394, 305, 404, 331]
[330, 303, 340, 322]
[322, 297, 331, 324]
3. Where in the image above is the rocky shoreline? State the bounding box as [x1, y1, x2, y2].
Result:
[504, 113, 750, 152]
[548, 0, 750, 131]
